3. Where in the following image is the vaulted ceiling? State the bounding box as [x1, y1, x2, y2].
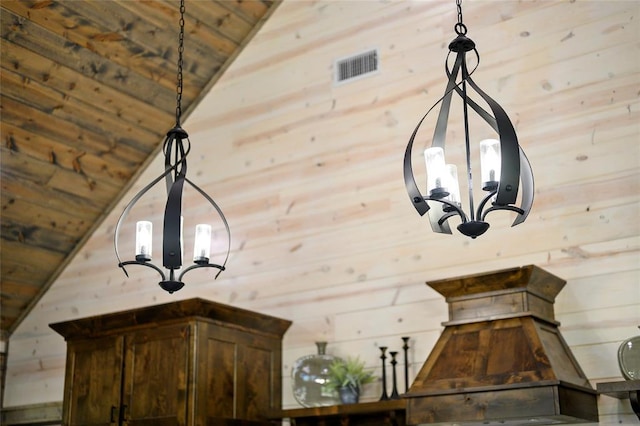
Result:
[0, 0, 280, 337]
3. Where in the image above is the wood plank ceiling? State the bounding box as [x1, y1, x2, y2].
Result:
[0, 0, 280, 337]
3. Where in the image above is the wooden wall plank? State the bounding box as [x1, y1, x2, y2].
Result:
[218, 0, 273, 24]
[0, 401, 62, 425]
[114, 0, 237, 63]
[0, 176, 103, 220]
[1, 121, 134, 187]
[0, 241, 65, 288]
[0, 39, 174, 135]
[0, 7, 176, 108]
[0, 197, 92, 240]
[175, 0, 255, 44]
[0, 0, 202, 94]
[0, 69, 162, 156]
[1, 148, 120, 205]
[1, 95, 148, 167]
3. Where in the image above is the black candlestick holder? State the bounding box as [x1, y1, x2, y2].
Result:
[379, 346, 389, 401]
[389, 351, 400, 399]
[402, 336, 410, 393]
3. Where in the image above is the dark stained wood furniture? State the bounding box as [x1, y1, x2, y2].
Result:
[597, 380, 640, 420]
[50, 298, 291, 426]
[405, 265, 599, 424]
[276, 400, 406, 426]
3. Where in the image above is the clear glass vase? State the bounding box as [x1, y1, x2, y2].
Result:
[291, 342, 341, 407]
[618, 334, 640, 380]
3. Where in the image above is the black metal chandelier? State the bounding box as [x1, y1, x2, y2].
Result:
[114, 0, 230, 293]
[403, 0, 533, 239]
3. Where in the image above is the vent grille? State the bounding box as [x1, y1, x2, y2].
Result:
[335, 49, 379, 84]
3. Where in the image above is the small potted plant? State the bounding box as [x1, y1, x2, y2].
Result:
[328, 356, 375, 404]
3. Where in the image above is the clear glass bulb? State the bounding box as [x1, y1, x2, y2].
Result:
[445, 164, 461, 206]
[193, 224, 212, 264]
[424, 147, 448, 198]
[480, 138, 501, 190]
[135, 221, 152, 261]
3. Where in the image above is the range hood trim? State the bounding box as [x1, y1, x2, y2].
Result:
[404, 378, 598, 398]
[441, 311, 561, 327]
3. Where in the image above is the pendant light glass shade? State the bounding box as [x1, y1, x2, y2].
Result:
[135, 221, 153, 261]
[424, 147, 448, 198]
[193, 224, 212, 264]
[480, 138, 501, 189]
[444, 164, 461, 206]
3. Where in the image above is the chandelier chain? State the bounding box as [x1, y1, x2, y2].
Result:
[176, 0, 185, 125]
[455, 0, 467, 35]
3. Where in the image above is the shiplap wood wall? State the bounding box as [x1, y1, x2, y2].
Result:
[4, 0, 639, 423]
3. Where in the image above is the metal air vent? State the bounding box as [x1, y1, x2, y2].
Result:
[334, 49, 379, 84]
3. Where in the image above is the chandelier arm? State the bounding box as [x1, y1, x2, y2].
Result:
[423, 197, 468, 234]
[511, 147, 534, 227]
[177, 135, 187, 175]
[429, 210, 453, 234]
[460, 58, 476, 221]
[438, 212, 459, 227]
[185, 177, 231, 278]
[433, 52, 465, 148]
[178, 263, 226, 282]
[447, 50, 499, 132]
[480, 205, 525, 222]
[428, 207, 453, 234]
[113, 153, 183, 278]
[404, 129, 430, 215]
[460, 93, 497, 130]
[403, 54, 466, 217]
[163, 162, 186, 270]
[164, 133, 176, 193]
[475, 189, 498, 220]
[118, 260, 167, 282]
[426, 52, 467, 232]
[445, 46, 479, 78]
[162, 131, 190, 270]
[425, 198, 468, 225]
[404, 111, 442, 217]
[466, 75, 520, 206]
[404, 107, 440, 216]
[162, 128, 190, 189]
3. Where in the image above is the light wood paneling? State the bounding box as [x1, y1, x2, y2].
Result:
[4, 0, 639, 422]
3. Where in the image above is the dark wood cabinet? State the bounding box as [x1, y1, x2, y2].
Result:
[51, 298, 291, 426]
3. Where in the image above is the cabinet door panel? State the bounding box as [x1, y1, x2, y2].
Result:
[238, 345, 273, 420]
[64, 336, 124, 426]
[206, 338, 236, 418]
[204, 327, 279, 422]
[123, 324, 190, 426]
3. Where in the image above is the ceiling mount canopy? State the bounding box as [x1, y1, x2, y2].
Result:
[114, 0, 230, 293]
[403, 0, 534, 239]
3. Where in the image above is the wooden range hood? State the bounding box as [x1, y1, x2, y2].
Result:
[405, 265, 599, 425]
